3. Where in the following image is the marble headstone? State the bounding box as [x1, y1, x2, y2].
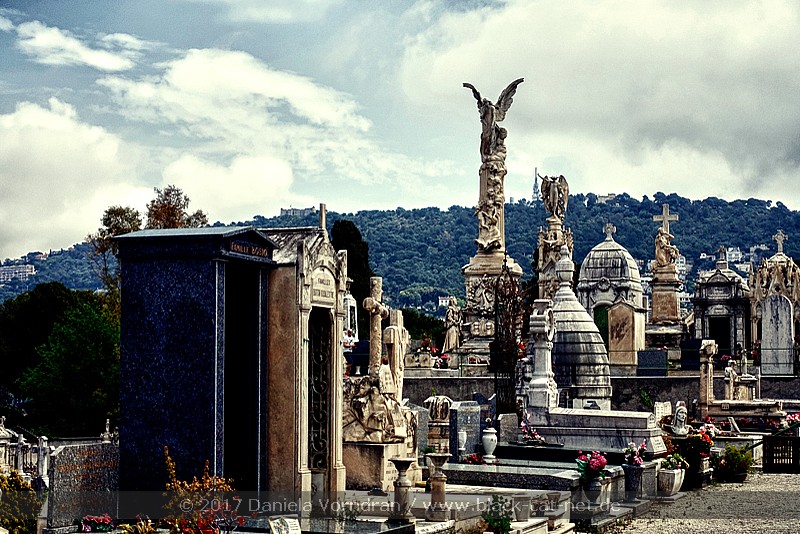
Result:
[448, 401, 480, 461]
[761, 295, 794, 375]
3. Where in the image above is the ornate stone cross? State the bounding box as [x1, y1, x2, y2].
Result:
[603, 222, 616, 240]
[653, 203, 679, 234]
[363, 276, 389, 378]
[773, 229, 788, 254]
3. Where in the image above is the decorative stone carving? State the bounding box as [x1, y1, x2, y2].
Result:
[342, 376, 406, 443]
[424, 395, 453, 423]
[654, 227, 679, 268]
[537, 176, 574, 300]
[541, 174, 569, 221]
[463, 78, 523, 253]
[466, 275, 495, 315]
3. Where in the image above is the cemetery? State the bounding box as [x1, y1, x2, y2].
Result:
[3, 78, 800, 534]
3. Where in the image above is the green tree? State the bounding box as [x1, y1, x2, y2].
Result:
[146, 185, 208, 229]
[331, 219, 375, 335]
[0, 283, 92, 408]
[19, 299, 119, 437]
[86, 205, 142, 300]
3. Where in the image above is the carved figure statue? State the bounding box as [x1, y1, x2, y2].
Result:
[463, 78, 524, 163]
[442, 297, 462, 354]
[654, 227, 679, 267]
[672, 405, 690, 436]
[540, 175, 569, 221]
[724, 360, 739, 400]
[342, 376, 407, 443]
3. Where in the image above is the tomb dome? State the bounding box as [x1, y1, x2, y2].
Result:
[577, 228, 644, 312]
[551, 245, 613, 409]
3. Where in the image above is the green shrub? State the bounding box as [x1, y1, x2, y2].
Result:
[0, 470, 44, 534]
[711, 445, 754, 481]
[481, 495, 512, 534]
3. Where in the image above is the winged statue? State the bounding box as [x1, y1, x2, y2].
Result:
[463, 78, 524, 161]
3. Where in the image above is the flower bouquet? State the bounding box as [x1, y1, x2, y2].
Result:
[520, 412, 545, 445]
[622, 439, 647, 466]
[81, 514, 114, 532]
[575, 451, 607, 482]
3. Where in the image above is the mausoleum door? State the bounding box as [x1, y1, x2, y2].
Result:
[594, 305, 610, 350]
[223, 261, 268, 493]
[308, 307, 333, 483]
[709, 316, 732, 356]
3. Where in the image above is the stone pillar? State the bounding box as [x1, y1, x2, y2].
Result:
[363, 277, 389, 379]
[424, 396, 453, 453]
[517, 299, 558, 415]
[425, 453, 450, 521]
[650, 264, 681, 324]
[387, 457, 416, 524]
[37, 436, 49, 485]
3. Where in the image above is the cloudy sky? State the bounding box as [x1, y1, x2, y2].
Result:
[1, 1, 799, 260]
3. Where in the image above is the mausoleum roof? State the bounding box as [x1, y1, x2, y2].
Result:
[551, 246, 612, 405]
[578, 234, 642, 289]
[697, 258, 749, 291]
[262, 226, 327, 264]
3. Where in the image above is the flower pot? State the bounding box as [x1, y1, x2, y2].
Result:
[621, 464, 644, 502]
[582, 478, 603, 505]
[657, 468, 684, 496]
[511, 494, 531, 521]
[482, 427, 498, 463]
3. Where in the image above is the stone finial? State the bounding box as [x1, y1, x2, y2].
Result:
[653, 203, 679, 234]
[774, 229, 787, 254]
[603, 222, 616, 240]
[319, 203, 327, 230]
[0, 415, 5, 430]
[555, 245, 574, 284]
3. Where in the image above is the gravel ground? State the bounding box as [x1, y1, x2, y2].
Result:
[619, 473, 800, 534]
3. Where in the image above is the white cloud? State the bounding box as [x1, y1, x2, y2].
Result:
[162, 154, 304, 222]
[0, 15, 13, 32]
[16, 20, 135, 71]
[180, 0, 342, 23]
[0, 99, 148, 259]
[399, 0, 800, 206]
[97, 48, 455, 213]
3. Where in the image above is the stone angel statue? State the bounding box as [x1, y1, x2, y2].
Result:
[540, 174, 569, 221]
[463, 78, 524, 162]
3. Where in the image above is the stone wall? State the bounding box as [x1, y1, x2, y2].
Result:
[403, 377, 494, 406]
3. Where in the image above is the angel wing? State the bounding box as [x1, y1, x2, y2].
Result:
[495, 77, 524, 122]
[558, 175, 569, 214]
[463, 82, 483, 109]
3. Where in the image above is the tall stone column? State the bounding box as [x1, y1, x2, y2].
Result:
[462, 79, 525, 340]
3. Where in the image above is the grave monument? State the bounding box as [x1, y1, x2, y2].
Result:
[749, 229, 800, 375]
[116, 206, 347, 514]
[341, 280, 419, 491]
[646, 204, 685, 353]
[537, 174, 574, 300]
[516, 253, 665, 454]
[460, 79, 524, 357]
[577, 223, 646, 375]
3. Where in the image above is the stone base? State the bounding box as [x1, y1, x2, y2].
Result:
[342, 442, 421, 492]
[617, 498, 651, 517]
[609, 363, 637, 377]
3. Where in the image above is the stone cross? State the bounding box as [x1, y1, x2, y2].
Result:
[653, 203, 679, 234]
[774, 229, 787, 254]
[363, 276, 389, 378]
[603, 222, 616, 240]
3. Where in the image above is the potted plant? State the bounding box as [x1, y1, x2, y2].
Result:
[621, 439, 647, 502]
[575, 451, 608, 505]
[481, 494, 513, 534]
[658, 453, 688, 496]
[711, 444, 754, 483]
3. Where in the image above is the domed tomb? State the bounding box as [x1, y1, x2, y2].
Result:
[552, 245, 613, 409]
[576, 223, 646, 376]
